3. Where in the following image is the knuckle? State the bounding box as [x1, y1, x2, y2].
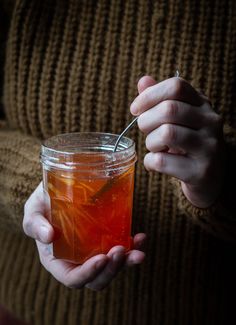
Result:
[171, 78, 184, 98]
[154, 153, 165, 170]
[164, 100, 178, 119]
[162, 124, 177, 143]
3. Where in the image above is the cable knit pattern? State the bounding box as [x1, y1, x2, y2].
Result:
[170, 178, 236, 242]
[0, 0, 236, 324]
[0, 129, 41, 231]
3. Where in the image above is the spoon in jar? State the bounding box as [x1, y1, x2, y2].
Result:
[91, 116, 138, 201]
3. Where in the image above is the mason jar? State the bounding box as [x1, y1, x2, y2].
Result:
[40, 132, 137, 264]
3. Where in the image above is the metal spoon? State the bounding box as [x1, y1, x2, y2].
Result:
[113, 116, 138, 152]
[91, 117, 138, 201]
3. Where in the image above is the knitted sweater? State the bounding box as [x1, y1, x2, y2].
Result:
[0, 0, 236, 324]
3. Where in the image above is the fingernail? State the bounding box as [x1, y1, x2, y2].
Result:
[39, 225, 50, 242]
[130, 101, 138, 115]
[95, 258, 107, 270]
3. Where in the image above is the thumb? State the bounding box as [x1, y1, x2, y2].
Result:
[137, 75, 157, 94]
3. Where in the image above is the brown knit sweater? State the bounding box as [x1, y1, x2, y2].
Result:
[0, 0, 236, 324]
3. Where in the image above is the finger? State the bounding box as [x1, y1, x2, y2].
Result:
[144, 152, 196, 183]
[36, 240, 109, 288]
[23, 183, 54, 243]
[145, 124, 204, 155]
[85, 233, 147, 290]
[85, 246, 126, 291]
[125, 250, 146, 267]
[137, 75, 157, 94]
[130, 77, 204, 116]
[23, 213, 54, 243]
[196, 88, 213, 107]
[137, 100, 206, 134]
[133, 233, 147, 251]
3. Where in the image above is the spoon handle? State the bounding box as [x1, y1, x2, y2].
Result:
[113, 116, 138, 152]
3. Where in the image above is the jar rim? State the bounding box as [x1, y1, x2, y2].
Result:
[41, 132, 136, 171]
[42, 132, 135, 154]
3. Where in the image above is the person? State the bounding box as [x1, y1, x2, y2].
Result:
[0, 0, 236, 324]
[23, 75, 224, 290]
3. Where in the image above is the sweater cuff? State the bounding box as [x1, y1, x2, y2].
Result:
[0, 128, 41, 232]
[170, 124, 236, 242]
[170, 178, 236, 241]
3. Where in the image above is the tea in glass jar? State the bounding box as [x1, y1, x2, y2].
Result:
[41, 132, 136, 264]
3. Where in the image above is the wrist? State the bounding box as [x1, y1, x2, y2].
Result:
[180, 182, 222, 208]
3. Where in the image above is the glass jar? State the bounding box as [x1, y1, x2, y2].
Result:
[41, 132, 137, 264]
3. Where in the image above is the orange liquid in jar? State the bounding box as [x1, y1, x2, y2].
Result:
[44, 161, 135, 264]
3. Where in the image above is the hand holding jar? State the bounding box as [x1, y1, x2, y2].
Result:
[23, 132, 146, 291]
[23, 183, 146, 290]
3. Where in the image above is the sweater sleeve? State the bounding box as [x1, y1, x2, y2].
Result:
[0, 127, 41, 232]
[171, 124, 236, 242]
